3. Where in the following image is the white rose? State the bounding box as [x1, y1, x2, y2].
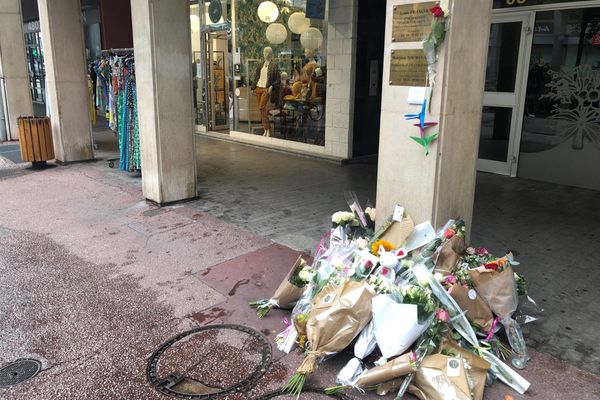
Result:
[434, 272, 444, 283]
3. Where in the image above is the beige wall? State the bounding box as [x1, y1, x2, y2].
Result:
[0, 0, 33, 140]
[376, 0, 492, 230]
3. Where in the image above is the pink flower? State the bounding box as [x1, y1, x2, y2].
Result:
[475, 247, 489, 256]
[380, 267, 390, 277]
[436, 308, 450, 322]
[444, 228, 455, 239]
[430, 5, 444, 18]
[444, 275, 457, 285]
[409, 351, 417, 362]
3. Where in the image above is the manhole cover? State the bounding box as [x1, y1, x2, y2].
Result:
[148, 324, 271, 399]
[0, 359, 42, 387]
[256, 388, 352, 399]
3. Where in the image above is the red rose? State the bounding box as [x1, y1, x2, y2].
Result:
[431, 5, 444, 18]
[484, 262, 498, 271]
[380, 267, 390, 277]
[443, 228, 455, 239]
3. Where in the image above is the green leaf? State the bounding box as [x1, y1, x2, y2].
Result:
[410, 136, 426, 146]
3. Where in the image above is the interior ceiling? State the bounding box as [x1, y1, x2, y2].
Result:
[21, 0, 99, 22]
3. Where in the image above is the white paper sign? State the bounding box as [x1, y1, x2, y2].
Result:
[446, 358, 462, 377]
[392, 205, 405, 222]
[407, 87, 427, 105]
[403, 221, 436, 252]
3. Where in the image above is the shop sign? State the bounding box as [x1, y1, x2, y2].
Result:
[389, 50, 428, 87]
[534, 23, 553, 34]
[391, 2, 436, 43]
[306, 0, 326, 20]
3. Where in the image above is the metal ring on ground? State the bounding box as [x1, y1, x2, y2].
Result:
[147, 324, 272, 399]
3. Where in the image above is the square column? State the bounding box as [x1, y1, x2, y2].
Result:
[376, 0, 492, 230]
[131, 0, 196, 204]
[38, 0, 94, 162]
[0, 0, 34, 140]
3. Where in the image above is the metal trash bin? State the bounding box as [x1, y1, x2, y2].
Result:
[17, 116, 54, 168]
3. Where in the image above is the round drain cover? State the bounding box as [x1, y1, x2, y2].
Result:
[147, 324, 271, 399]
[0, 359, 42, 387]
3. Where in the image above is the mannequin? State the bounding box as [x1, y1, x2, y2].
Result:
[252, 46, 280, 137]
[302, 48, 318, 84]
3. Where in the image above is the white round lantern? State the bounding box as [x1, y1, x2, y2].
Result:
[257, 1, 279, 23]
[300, 27, 323, 50]
[288, 12, 310, 34]
[266, 23, 287, 45]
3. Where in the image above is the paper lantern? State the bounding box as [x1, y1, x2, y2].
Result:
[257, 1, 279, 23]
[266, 23, 287, 45]
[300, 27, 323, 50]
[288, 12, 310, 34]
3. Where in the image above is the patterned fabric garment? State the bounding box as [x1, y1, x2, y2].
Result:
[92, 52, 140, 172]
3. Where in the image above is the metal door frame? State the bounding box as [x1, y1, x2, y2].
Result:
[478, 11, 534, 176]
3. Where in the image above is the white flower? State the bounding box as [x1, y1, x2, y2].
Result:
[331, 211, 356, 225]
[355, 237, 369, 250]
[365, 207, 376, 221]
[347, 267, 356, 277]
[434, 272, 444, 283]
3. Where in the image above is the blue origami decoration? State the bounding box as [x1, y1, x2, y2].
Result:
[403, 99, 439, 156]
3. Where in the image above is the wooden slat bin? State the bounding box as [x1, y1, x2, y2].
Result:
[18, 116, 54, 166]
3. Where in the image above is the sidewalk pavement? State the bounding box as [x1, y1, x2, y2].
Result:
[0, 161, 598, 399]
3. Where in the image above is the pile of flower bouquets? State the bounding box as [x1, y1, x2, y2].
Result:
[250, 196, 541, 399]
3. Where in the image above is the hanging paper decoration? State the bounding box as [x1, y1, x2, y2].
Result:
[404, 99, 438, 156]
[266, 23, 288, 44]
[300, 27, 323, 50]
[257, 1, 279, 23]
[288, 12, 310, 34]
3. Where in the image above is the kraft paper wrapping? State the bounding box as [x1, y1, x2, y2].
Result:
[409, 341, 490, 400]
[271, 256, 307, 308]
[380, 216, 415, 248]
[354, 352, 416, 387]
[305, 280, 374, 356]
[434, 236, 465, 276]
[438, 340, 490, 400]
[469, 265, 518, 318]
[449, 284, 494, 332]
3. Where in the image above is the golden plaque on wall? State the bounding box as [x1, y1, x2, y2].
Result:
[389, 50, 428, 86]
[392, 2, 436, 42]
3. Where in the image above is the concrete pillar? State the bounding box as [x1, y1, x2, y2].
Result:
[38, 0, 94, 162]
[0, 0, 34, 140]
[131, 0, 196, 204]
[325, 0, 358, 159]
[376, 0, 492, 230]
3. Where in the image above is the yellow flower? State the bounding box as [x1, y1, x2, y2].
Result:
[371, 239, 394, 255]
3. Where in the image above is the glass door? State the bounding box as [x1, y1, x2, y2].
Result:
[478, 12, 534, 175]
[204, 31, 230, 131]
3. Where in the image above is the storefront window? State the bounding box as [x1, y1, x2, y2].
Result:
[518, 7, 600, 189]
[233, 0, 328, 145]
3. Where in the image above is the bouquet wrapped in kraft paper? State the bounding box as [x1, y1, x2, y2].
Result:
[469, 263, 529, 369]
[282, 280, 374, 396]
[249, 256, 308, 318]
[434, 234, 465, 276]
[409, 340, 490, 400]
[354, 351, 417, 388]
[448, 283, 494, 332]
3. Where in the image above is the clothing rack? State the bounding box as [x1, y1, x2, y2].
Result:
[101, 48, 134, 56]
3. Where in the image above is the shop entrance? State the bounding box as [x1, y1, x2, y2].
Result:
[479, 1, 600, 190]
[203, 31, 230, 132]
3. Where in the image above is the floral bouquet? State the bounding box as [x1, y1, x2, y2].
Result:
[334, 320, 378, 387]
[468, 256, 529, 369]
[249, 256, 310, 318]
[408, 339, 490, 400]
[282, 280, 374, 396]
[371, 283, 436, 360]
